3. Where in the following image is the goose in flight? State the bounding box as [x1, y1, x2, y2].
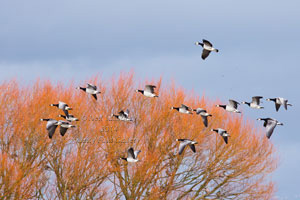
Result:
[111, 109, 133, 121]
[135, 85, 158, 98]
[40, 119, 62, 139]
[59, 114, 79, 122]
[50, 101, 72, 117]
[266, 97, 292, 111]
[176, 139, 198, 155]
[216, 99, 241, 113]
[121, 147, 141, 162]
[211, 128, 230, 144]
[195, 39, 219, 60]
[171, 104, 193, 114]
[257, 118, 283, 139]
[76, 83, 101, 100]
[193, 108, 212, 127]
[242, 96, 264, 109]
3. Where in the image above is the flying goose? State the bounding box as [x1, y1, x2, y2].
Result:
[171, 104, 193, 114]
[176, 139, 198, 155]
[266, 97, 292, 111]
[121, 147, 141, 162]
[58, 120, 76, 136]
[76, 83, 101, 100]
[59, 114, 79, 122]
[50, 101, 72, 117]
[242, 96, 264, 109]
[40, 119, 62, 139]
[257, 118, 283, 139]
[111, 109, 133, 121]
[193, 108, 212, 127]
[211, 128, 230, 144]
[195, 39, 219, 60]
[216, 99, 241, 113]
[135, 85, 158, 98]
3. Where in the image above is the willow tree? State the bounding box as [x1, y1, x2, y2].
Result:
[0, 73, 277, 199]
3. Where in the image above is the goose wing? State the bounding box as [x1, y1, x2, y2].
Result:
[92, 94, 97, 100]
[188, 144, 196, 153]
[181, 104, 190, 111]
[60, 127, 68, 136]
[203, 39, 213, 47]
[87, 83, 97, 90]
[266, 119, 277, 139]
[145, 85, 156, 93]
[195, 108, 205, 115]
[229, 100, 239, 109]
[201, 115, 209, 127]
[124, 109, 130, 117]
[201, 49, 211, 60]
[178, 140, 189, 155]
[118, 110, 127, 118]
[252, 96, 263, 105]
[279, 98, 288, 110]
[127, 148, 135, 159]
[46, 119, 58, 130]
[134, 150, 141, 158]
[275, 103, 281, 111]
[222, 135, 228, 144]
[46, 120, 58, 139]
[63, 109, 69, 118]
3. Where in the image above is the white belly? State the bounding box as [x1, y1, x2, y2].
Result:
[144, 91, 155, 97]
[203, 44, 214, 51]
[86, 88, 97, 94]
[127, 158, 138, 162]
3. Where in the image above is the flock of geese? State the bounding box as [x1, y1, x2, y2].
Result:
[40, 39, 292, 162]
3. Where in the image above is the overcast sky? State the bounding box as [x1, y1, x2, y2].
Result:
[1, 0, 300, 198]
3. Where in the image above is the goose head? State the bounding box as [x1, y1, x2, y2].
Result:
[195, 42, 203, 46]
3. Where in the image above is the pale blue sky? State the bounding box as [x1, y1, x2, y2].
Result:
[1, 0, 300, 198]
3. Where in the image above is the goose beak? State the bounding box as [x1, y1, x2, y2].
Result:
[76, 87, 80, 89]
[215, 105, 219, 107]
[257, 118, 261, 121]
[266, 98, 270, 101]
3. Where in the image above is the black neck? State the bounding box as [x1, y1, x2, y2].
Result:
[219, 105, 226, 109]
[80, 87, 86, 91]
